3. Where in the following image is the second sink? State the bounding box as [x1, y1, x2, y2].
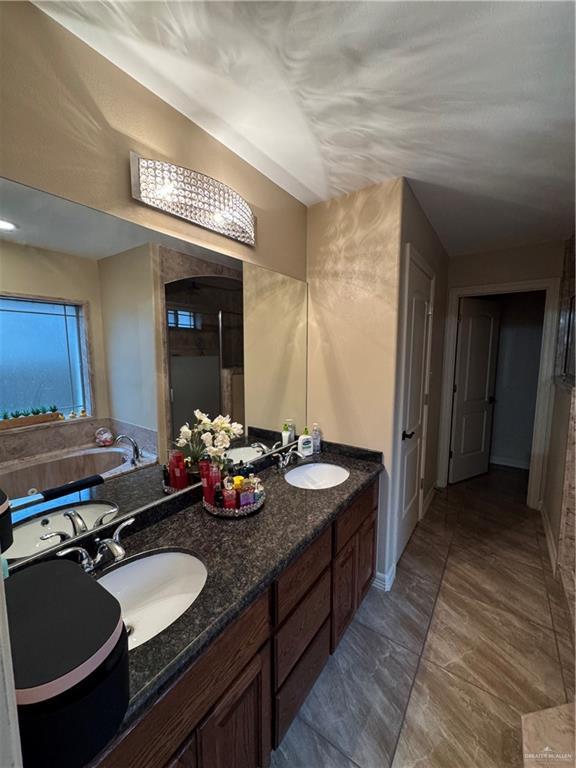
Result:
[98, 550, 207, 650]
[285, 463, 350, 490]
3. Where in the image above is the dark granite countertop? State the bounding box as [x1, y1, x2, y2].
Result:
[109, 449, 383, 732]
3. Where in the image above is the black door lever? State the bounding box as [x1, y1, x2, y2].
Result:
[402, 430, 415, 440]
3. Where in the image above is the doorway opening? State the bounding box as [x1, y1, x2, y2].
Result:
[438, 277, 560, 509]
[448, 291, 545, 487]
[165, 275, 244, 442]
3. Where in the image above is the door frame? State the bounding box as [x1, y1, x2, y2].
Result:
[390, 243, 435, 567]
[437, 278, 561, 508]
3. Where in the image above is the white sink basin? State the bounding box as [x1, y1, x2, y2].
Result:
[285, 463, 350, 490]
[225, 446, 264, 463]
[98, 551, 207, 650]
[6, 501, 118, 560]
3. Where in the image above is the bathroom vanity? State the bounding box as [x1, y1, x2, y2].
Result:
[83, 450, 381, 768]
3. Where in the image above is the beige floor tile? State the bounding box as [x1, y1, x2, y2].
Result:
[423, 582, 566, 713]
[392, 660, 523, 768]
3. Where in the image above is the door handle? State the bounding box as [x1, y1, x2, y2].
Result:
[402, 430, 415, 441]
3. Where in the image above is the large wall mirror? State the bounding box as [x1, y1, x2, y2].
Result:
[0, 177, 307, 558]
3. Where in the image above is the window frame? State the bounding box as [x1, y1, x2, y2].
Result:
[0, 291, 95, 422]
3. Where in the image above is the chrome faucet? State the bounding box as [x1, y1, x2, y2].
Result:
[273, 447, 306, 470]
[57, 518, 135, 572]
[64, 509, 88, 536]
[115, 435, 141, 465]
[56, 545, 96, 572]
[250, 442, 269, 456]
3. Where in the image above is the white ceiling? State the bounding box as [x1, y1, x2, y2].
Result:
[36, 1, 574, 256]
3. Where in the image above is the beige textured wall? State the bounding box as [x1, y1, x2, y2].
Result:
[307, 180, 403, 573]
[542, 383, 572, 549]
[0, 239, 110, 416]
[0, 2, 307, 281]
[400, 180, 449, 500]
[98, 244, 158, 431]
[243, 263, 307, 433]
[449, 241, 565, 287]
[307, 180, 403, 457]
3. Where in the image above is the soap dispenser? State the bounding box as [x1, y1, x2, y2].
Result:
[298, 426, 314, 457]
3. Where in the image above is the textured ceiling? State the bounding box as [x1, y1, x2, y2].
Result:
[36, 1, 574, 255]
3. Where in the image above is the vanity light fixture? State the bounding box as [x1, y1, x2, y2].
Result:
[0, 219, 17, 231]
[129, 152, 255, 246]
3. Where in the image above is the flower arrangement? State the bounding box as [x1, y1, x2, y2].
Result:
[176, 409, 243, 466]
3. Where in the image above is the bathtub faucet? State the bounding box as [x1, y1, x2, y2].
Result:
[114, 434, 141, 466]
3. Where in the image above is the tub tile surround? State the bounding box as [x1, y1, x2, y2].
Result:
[272, 467, 575, 768]
[0, 415, 158, 467]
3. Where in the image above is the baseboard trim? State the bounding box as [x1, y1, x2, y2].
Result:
[374, 564, 396, 592]
[540, 507, 558, 574]
[423, 486, 435, 516]
[490, 456, 531, 470]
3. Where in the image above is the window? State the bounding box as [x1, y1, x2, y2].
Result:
[0, 297, 90, 417]
[167, 308, 203, 330]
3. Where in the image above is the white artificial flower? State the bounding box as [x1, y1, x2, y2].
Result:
[214, 432, 230, 449]
[194, 409, 211, 425]
[175, 437, 187, 448]
[201, 432, 213, 447]
[212, 414, 231, 430]
[230, 422, 244, 437]
[179, 424, 192, 441]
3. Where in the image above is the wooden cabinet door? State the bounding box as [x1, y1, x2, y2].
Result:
[168, 734, 198, 768]
[198, 646, 271, 768]
[357, 511, 377, 604]
[331, 537, 357, 651]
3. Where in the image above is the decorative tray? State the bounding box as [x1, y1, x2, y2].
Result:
[203, 493, 265, 519]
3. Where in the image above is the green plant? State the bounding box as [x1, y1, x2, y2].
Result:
[2, 412, 8, 420]
[48, 404, 58, 413]
[10, 410, 21, 418]
[40, 406, 47, 414]
[31, 407, 41, 416]
[21, 409, 31, 417]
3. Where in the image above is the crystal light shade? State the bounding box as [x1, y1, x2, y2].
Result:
[130, 152, 255, 246]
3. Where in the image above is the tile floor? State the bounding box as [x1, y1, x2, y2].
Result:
[271, 467, 575, 768]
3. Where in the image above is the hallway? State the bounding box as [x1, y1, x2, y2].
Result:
[272, 467, 575, 768]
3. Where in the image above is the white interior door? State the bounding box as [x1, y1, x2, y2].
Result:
[397, 249, 434, 557]
[449, 298, 501, 483]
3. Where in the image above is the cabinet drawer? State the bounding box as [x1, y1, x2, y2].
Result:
[334, 481, 378, 552]
[274, 620, 330, 747]
[274, 569, 331, 689]
[274, 527, 332, 625]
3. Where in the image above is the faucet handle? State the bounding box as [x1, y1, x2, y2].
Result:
[57, 546, 95, 572]
[113, 517, 135, 544]
[40, 530, 71, 543]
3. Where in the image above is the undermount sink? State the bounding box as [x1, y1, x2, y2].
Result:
[6, 501, 118, 560]
[285, 463, 350, 490]
[98, 550, 207, 650]
[225, 446, 263, 463]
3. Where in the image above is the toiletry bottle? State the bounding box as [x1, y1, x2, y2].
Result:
[286, 419, 295, 442]
[282, 422, 290, 447]
[254, 478, 264, 502]
[223, 475, 237, 509]
[298, 427, 314, 457]
[312, 423, 322, 454]
[199, 453, 211, 490]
